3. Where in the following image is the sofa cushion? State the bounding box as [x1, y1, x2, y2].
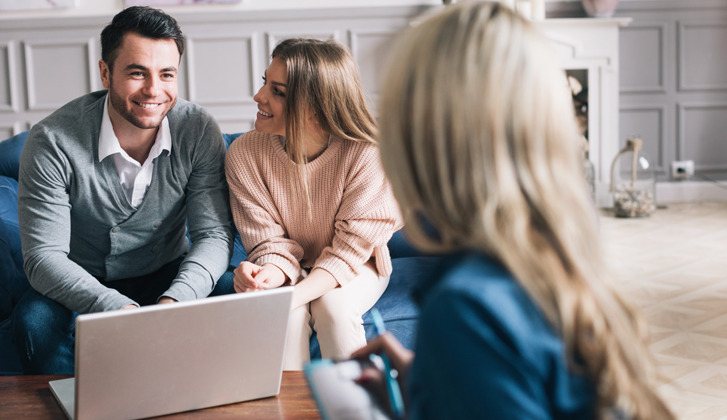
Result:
[0, 131, 28, 180]
[362, 256, 444, 344]
[0, 218, 26, 321]
[222, 132, 247, 268]
[0, 318, 22, 374]
[388, 229, 430, 259]
[0, 176, 28, 322]
[0, 175, 22, 375]
[309, 255, 445, 358]
[0, 176, 19, 231]
[223, 132, 244, 149]
[229, 230, 247, 269]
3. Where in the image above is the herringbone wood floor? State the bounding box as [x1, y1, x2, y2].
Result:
[600, 202, 727, 419]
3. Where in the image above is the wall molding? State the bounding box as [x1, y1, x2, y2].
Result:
[215, 117, 255, 135]
[185, 34, 259, 106]
[349, 27, 402, 101]
[0, 41, 18, 113]
[0, 5, 430, 142]
[0, 121, 22, 140]
[620, 104, 666, 171]
[266, 31, 342, 56]
[616, 0, 727, 12]
[0, 6, 434, 29]
[538, 18, 629, 68]
[24, 38, 95, 111]
[677, 20, 727, 92]
[677, 101, 727, 171]
[548, 0, 727, 16]
[1, 3, 726, 204]
[657, 180, 727, 204]
[620, 23, 666, 94]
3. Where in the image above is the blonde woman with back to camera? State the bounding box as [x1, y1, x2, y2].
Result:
[225, 38, 401, 370]
[352, 3, 675, 419]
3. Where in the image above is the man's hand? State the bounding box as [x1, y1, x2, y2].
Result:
[121, 297, 175, 310]
[233, 262, 287, 293]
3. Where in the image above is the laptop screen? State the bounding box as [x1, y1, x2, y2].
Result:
[50, 287, 293, 420]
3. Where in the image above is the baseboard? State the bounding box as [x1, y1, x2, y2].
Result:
[656, 180, 727, 204]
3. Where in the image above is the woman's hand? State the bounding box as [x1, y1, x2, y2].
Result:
[290, 268, 338, 309]
[351, 332, 414, 412]
[352, 332, 414, 380]
[233, 262, 287, 293]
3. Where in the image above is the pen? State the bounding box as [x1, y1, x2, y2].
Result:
[370, 308, 405, 420]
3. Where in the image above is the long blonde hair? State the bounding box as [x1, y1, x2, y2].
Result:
[271, 38, 377, 215]
[378, 3, 673, 419]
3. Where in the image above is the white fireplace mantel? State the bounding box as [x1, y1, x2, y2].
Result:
[535, 18, 632, 207]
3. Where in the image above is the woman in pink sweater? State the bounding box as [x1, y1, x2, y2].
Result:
[225, 38, 402, 370]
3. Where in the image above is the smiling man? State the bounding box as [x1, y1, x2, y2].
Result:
[12, 6, 234, 374]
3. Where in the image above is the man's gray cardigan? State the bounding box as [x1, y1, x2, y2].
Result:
[18, 90, 234, 313]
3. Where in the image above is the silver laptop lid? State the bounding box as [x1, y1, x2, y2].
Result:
[71, 287, 293, 420]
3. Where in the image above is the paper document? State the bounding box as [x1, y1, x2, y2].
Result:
[304, 359, 391, 420]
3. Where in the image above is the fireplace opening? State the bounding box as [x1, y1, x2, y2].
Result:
[566, 69, 594, 198]
[566, 68, 588, 146]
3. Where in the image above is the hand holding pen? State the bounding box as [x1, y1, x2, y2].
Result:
[352, 309, 414, 419]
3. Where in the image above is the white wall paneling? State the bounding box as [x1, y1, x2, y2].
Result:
[266, 31, 341, 55]
[0, 0, 443, 21]
[215, 117, 255, 137]
[0, 122, 22, 141]
[606, 0, 727, 200]
[185, 34, 258, 106]
[0, 41, 19, 114]
[620, 23, 667, 94]
[678, 20, 727, 92]
[0, 128, 12, 141]
[619, 104, 666, 171]
[3, 2, 727, 203]
[0, 6, 431, 140]
[350, 28, 402, 104]
[23, 38, 96, 112]
[678, 102, 727, 171]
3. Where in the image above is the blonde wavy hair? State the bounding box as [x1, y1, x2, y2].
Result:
[378, 3, 674, 419]
[271, 38, 377, 215]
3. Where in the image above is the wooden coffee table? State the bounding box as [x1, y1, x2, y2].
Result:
[0, 371, 320, 419]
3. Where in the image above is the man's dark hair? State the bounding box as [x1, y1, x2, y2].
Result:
[101, 6, 185, 70]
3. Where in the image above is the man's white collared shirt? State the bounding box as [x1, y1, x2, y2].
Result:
[97, 95, 172, 208]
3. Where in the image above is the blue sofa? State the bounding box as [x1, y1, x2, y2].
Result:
[0, 131, 442, 374]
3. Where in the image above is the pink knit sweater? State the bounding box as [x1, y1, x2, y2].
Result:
[225, 130, 402, 286]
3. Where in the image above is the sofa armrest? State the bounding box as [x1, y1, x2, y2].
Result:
[0, 131, 28, 180]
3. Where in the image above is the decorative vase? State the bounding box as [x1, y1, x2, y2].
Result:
[581, 0, 618, 17]
[609, 137, 656, 218]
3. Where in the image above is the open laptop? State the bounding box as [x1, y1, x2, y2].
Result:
[49, 287, 294, 420]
